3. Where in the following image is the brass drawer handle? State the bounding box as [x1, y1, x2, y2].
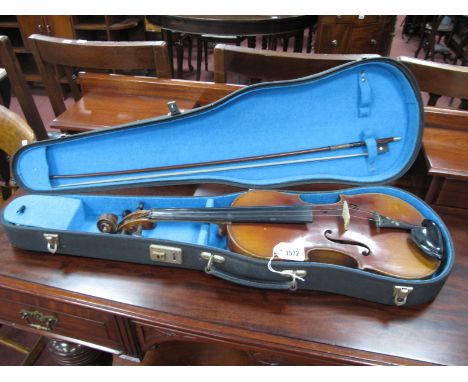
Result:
[331, 39, 338, 47]
[20, 309, 58, 332]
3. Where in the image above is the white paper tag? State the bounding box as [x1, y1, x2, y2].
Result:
[273, 242, 306, 262]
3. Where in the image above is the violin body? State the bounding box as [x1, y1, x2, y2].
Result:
[228, 190, 440, 280]
[105, 189, 442, 280]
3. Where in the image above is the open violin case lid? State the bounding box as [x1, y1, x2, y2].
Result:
[2, 57, 454, 306]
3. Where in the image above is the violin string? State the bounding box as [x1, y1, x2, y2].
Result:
[131, 208, 377, 223]
[136, 206, 377, 217]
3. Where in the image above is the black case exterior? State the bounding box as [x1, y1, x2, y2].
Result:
[2, 58, 455, 306]
[1, 188, 454, 307]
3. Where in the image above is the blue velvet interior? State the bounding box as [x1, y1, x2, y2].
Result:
[3, 187, 453, 281]
[14, 61, 421, 192]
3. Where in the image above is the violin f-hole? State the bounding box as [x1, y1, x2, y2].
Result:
[324, 229, 372, 256]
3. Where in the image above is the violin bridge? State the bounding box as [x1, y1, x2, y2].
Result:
[342, 200, 350, 231]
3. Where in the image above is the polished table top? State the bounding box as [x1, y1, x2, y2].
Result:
[147, 15, 318, 36]
[0, 187, 467, 365]
[50, 73, 241, 132]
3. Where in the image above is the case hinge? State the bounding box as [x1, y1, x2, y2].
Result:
[43, 233, 59, 254]
[393, 285, 413, 306]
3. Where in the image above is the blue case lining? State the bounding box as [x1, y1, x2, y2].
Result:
[13, 60, 421, 192]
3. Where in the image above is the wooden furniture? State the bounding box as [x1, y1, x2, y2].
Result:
[50, 73, 241, 133]
[0, 16, 144, 85]
[28, 34, 172, 119]
[446, 16, 468, 65]
[397, 57, 468, 211]
[0, 185, 467, 365]
[0, 328, 47, 365]
[398, 56, 468, 109]
[314, 16, 396, 55]
[213, 44, 379, 83]
[147, 16, 318, 79]
[0, 68, 10, 107]
[0, 36, 47, 140]
[0, 105, 36, 200]
[423, 107, 468, 215]
[414, 16, 454, 61]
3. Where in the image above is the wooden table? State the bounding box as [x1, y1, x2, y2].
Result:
[4, 74, 468, 365]
[50, 73, 241, 132]
[147, 16, 318, 78]
[423, 107, 468, 215]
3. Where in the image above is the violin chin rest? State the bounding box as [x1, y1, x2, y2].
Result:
[410, 219, 444, 261]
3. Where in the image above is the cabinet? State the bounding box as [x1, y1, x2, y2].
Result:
[314, 16, 396, 55]
[0, 16, 144, 84]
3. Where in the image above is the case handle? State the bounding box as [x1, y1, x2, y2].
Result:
[201, 252, 303, 291]
[206, 266, 298, 291]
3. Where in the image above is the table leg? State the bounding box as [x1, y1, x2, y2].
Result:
[294, 30, 304, 52]
[425, 176, 444, 205]
[196, 36, 202, 81]
[163, 29, 174, 78]
[175, 38, 184, 79]
[47, 339, 113, 366]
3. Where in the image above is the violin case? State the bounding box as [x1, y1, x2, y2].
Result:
[1, 57, 454, 306]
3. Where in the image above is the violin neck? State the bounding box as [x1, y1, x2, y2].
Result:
[146, 206, 314, 224]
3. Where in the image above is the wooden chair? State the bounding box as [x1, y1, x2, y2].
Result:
[0, 105, 35, 200]
[414, 16, 454, 61]
[0, 36, 48, 140]
[0, 68, 10, 107]
[446, 16, 468, 65]
[398, 56, 468, 109]
[213, 44, 380, 84]
[28, 34, 172, 117]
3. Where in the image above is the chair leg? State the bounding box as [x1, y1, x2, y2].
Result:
[187, 36, 193, 71]
[247, 36, 256, 48]
[174, 36, 184, 79]
[294, 30, 304, 53]
[307, 26, 313, 53]
[196, 36, 202, 81]
[204, 40, 208, 71]
[283, 36, 289, 52]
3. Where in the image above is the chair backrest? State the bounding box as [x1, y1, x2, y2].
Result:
[213, 44, 380, 83]
[0, 105, 36, 200]
[28, 34, 172, 117]
[0, 36, 48, 140]
[398, 56, 468, 109]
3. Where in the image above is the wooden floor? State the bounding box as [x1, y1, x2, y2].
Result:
[1, 16, 465, 365]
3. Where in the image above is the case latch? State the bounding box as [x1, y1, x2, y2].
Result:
[200, 251, 225, 272]
[43, 233, 59, 254]
[393, 285, 413, 306]
[149, 244, 183, 264]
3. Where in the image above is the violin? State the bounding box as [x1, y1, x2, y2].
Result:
[96, 190, 444, 280]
